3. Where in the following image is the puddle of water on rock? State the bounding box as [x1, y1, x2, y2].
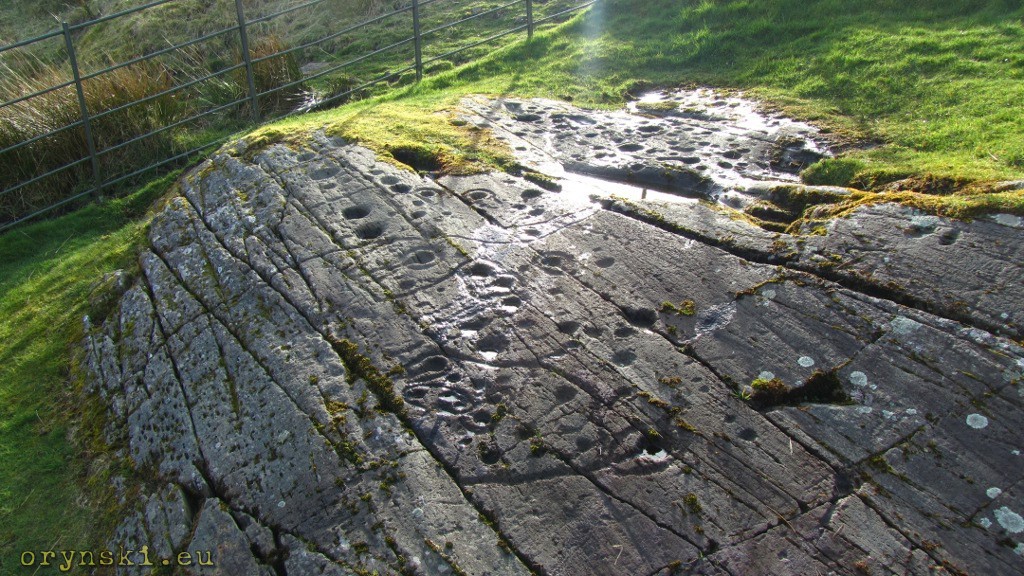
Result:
[637, 448, 670, 463]
[557, 170, 701, 206]
[476, 88, 834, 212]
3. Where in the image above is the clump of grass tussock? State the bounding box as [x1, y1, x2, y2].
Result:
[238, 33, 307, 117]
[0, 31, 306, 224]
[0, 55, 183, 221]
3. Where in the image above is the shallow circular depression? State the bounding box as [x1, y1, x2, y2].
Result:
[415, 355, 450, 375]
[310, 164, 341, 180]
[355, 221, 387, 240]
[404, 248, 438, 269]
[612, 349, 637, 366]
[466, 189, 492, 202]
[537, 251, 576, 275]
[467, 260, 497, 277]
[342, 205, 371, 220]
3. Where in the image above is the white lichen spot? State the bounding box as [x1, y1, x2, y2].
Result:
[890, 315, 922, 336]
[910, 214, 939, 230]
[277, 500, 286, 508]
[979, 518, 992, 529]
[849, 371, 868, 387]
[966, 413, 989, 429]
[857, 406, 873, 415]
[906, 408, 918, 415]
[882, 410, 895, 419]
[987, 487, 1003, 499]
[994, 507, 1024, 533]
[992, 213, 1023, 228]
[412, 507, 424, 519]
[1015, 543, 1024, 556]
[1014, 450, 1022, 456]
[762, 288, 777, 300]
[758, 371, 776, 381]
[798, 356, 815, 368]
[1001, 312, 1010, 320]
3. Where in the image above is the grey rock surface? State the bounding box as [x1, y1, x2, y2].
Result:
[86, 93, 1024, 575]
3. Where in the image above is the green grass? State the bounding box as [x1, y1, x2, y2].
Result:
[0, 0, 584, 223]
[0, 1, 71, 46]
[3, 0, 1024, 569]
[0, 172, 176, 571]
[249, 0, 1024, 188]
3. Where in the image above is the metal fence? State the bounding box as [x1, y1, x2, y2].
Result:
[0, 0, 596, 233]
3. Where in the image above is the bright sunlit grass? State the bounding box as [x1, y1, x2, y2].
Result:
[2, 0, 1024, 567]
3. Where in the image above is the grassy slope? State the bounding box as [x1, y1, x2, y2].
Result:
[0, 174, 174, 571]
[252, 0, 1024, 212]
[0, 1, 69, 45]
[2, 0, 1024, 570]
[362, 0, 1024, 185]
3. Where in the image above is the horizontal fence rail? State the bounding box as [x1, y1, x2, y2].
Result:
[0, 0, 597, 234]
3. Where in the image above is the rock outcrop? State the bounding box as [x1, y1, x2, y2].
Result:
[85, 92, 1024, 575]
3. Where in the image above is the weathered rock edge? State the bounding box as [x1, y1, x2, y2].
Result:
[85, 130, 1024, 576]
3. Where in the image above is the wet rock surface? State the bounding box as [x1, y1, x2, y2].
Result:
[86, 92, 1024, 575]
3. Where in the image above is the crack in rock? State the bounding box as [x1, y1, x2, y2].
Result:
[86, 98, 1024, 574]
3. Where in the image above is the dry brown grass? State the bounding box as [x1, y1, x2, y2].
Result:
[0, 32, 307, 223]
[243, 33, 306, 116]
[0, 56, 182, 221]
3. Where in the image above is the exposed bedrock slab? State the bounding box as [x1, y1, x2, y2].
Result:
[86, 126, 1023, 575]
[461, 91, 1024, 339]
[459, 90, 827, 205]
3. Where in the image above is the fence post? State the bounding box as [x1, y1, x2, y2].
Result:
[412, 0, 423, 82]
[526, 0, 534, 39]
[234, 0, 260, 121]
[63, 22, 101, 194]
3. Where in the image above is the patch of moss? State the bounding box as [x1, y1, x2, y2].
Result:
[683, 493, 702, 515]
[674, 418, 697, 433]
[660, 299, 696, 316]
[749, 370, 853, 409]
[328, 336, 406, 418]
[529, 433, 546, 456]
[424, 538, 470, 576]
[659, 376, 683, 387]
[801, 158, 866, 187]
[750, 377, 791, 404]
[522, 170, 562, 191]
